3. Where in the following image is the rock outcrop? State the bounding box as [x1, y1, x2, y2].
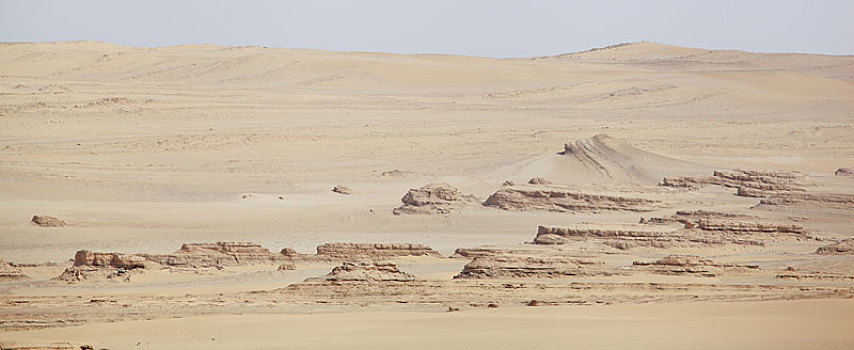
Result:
[451, 247, 546, 258]
[776, 272, 854, 281]
[73, 251, 146, 269]
[690, 220, 804, 234]
[332, 185, 351, 195]
[640, 210, 756, 225]
[306, 261, 417, 282]
[393, 183, 475, 215]
[759, 192, 854, 207]
[315, 243, 441, 259]
[533, 224, 768, 250]
[55, 242, 295, 282]
[527, 177, 552, 185]
[816, 239, 854, 255]
[640, 209, 806, 237]
[661, 170, 805, 197]
[54, 250, 146, 283]
[30, 215, 66, 227]
[0, 259, 28, 281]
[835, 168, 854, 176]
[454, 255, 615, 279]
[142, 242, 291, 268]
[632, 255, 759, 277]
[484, 186, 659, 212]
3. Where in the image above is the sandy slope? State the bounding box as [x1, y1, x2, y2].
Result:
[1, 41, 852, 261]
[1, 41, 853, 348]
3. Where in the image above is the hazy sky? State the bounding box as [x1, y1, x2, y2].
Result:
[1, 0, 852, 57]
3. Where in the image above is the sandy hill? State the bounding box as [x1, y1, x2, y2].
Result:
[0, 40, 852, 260]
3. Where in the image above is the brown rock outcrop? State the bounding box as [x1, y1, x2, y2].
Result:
[484, 187, 659, 212]
[315, 243, 441, 259]
[454, 255, 614, 279]
[834, 168, 854, 176]
[306, 261, 417, 282]
[641, 210, 756, 226]
[143, 242, 290, 268]
[0, 259, 28, 281]
[536, 225, 676, 239]
[693, 220, 804, 234]
[73, 251, 146, 269]
[759, 192, 854, 207]
[776, 273, 854, 281]
[31, 215, 66, 227]
[332, 185, 351, 195]
[528, 177, 553, 185]
[661, 170, 805, 197]
[280, 248, 301, 257]
[54, 251, 147, 283]
[451, 247, 545, 258]
[533, 224, 767, 250]
[635, 255, 714, 267]
[816, 239, 854, 255]
[54, 266, 136, 283]
[640, 209, 805, 236]
[393, 183, 475, 215]
[632, 255, 759, 277]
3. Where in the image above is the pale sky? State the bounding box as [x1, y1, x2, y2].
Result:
[1, 0, 852, 57]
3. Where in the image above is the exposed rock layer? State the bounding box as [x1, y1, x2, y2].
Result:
[73, 251, 146, 269]
[143, 242, 291, 268]
[332, 185, 351, 195]
[661, 170, 805, 197]
[484, 187, 658, 212]
[816, 239, 854, 255]
[632, 255, 759, 277]
[454, 255, 613, 279]
[315, 243, 441, 258]
[393, 183, 474, 214]
[30, 215, 66, 227]
[0, 259, 28, 281]
[306, 261, 417, 282]
[759, 192, 854, 207]
[835, 168, 854, 176]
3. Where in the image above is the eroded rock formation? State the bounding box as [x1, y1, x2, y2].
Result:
[0, 259, 28, 281]
[484, 186, 659, 212]
[31, 215, 66, 227]
[532, 223, 781, 250]
[835, 168, 854, 177]
[454, 255, 615, 279]
[641, 210, 806, 233]
[759, 192, 854, 207]
[73, 251, 146, 269]
[315, 243, 441, 259]
[451, 247, 547, 258]
[632, 255, 759, 277]
[142, 242, 291, 268]
[816, 239, 854, 255]
[528, 177, 552, 185]
[306, 261, 417, 282]
[661, 170, 806, 197]
[640, 210, 756, 225]
[691, 220, 804, 234]
[332, 185, 351, 195]
[54, 250, 147, 283]
[393, 183, 475, 215]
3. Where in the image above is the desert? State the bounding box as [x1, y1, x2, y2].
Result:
[1, 40, 853, 349]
